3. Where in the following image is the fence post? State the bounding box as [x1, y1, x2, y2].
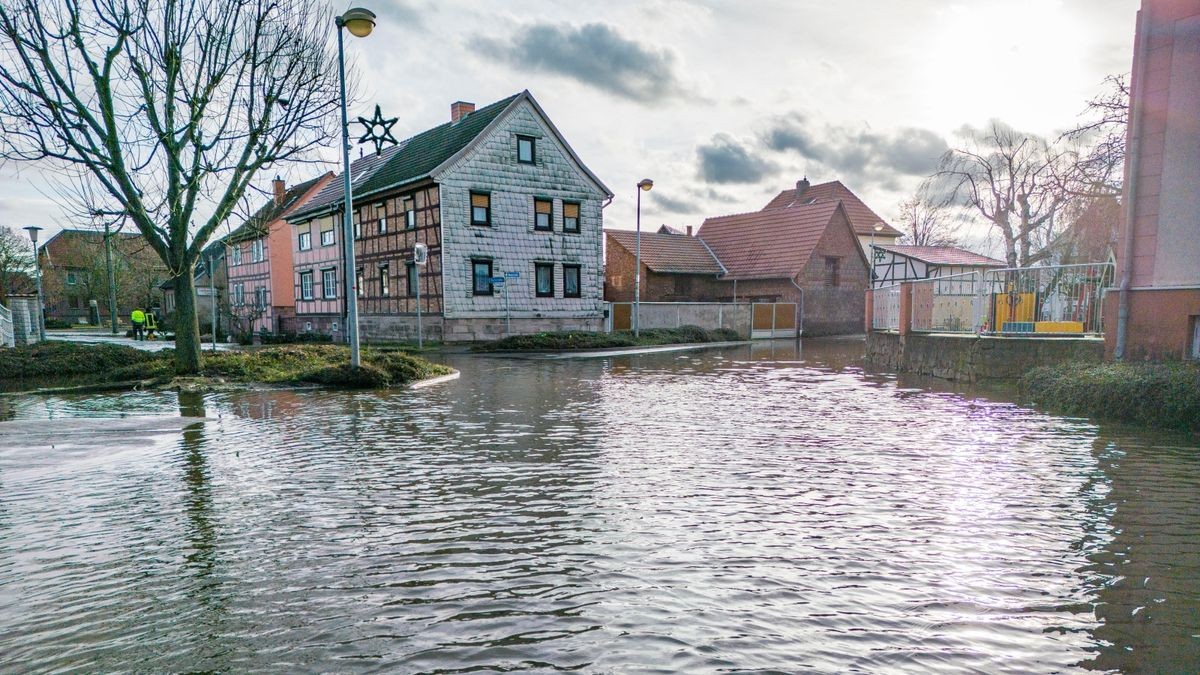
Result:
[898, 282, 913, 336]
[864, 289, 874, 333]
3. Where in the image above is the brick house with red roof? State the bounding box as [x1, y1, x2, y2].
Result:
[604, 191, 872, 336]
[763, 179, 902, 257]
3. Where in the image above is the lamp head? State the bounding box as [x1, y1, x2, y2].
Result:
[23, 225, 42, 243]
[637, 178, 653, 192]
[873, 222, 884, 233]
[339, 7, 376, 37]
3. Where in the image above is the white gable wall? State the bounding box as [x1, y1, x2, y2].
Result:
[436, 99, 606, 324]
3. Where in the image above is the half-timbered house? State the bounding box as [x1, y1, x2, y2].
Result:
[286, 90, 612, 342]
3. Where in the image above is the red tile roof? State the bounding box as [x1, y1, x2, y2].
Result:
[606, 230, 724, 275]
[696, 201, 845, 280]
[763, 180, 903, 238]
[876, 245, 1006, 267]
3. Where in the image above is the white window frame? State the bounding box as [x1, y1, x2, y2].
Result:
[300, 271, 313, 300]
[251, 238, 264, 262]
[255, 286, 267, 308]
[322, 268, 337, 300]
[298, 231, 311, 251]
[320, 228, 335, 246]
[231, 245, 242, 266]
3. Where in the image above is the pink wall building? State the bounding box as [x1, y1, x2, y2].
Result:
[1110, 0, 1200, 360]
[225, 173, 332, 335]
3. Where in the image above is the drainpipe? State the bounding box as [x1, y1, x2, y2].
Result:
[1115, 8, 1149, 361]
[789, 278, 805, 336]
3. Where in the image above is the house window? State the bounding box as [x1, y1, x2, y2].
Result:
[320, 228, 335, 246]
[66, 271, 77, 285]
[252, 238, 264, 262]
[563, 202, 580, 233]
[379, 264, 390, 297]
[406, 262, 418, 297]
[356, 267, 364, 298]
[377, 216, 387, 234]
[824, 257, 840, 288]
[404, 197, 416, 229]
[535, 262, 554, 298]
[563, 264, 581, 298]
[1191, 316, 1200, 360]
[233, 282, 245, 306]
[322, 268, 337, 299]
[354, 216, 361, 239]
[298, 231, 311, 251]
[255, 286, 267, 308]
[472, 259, 493, 295]
[533, 198, 553, 232]
[517, 135, 535, 164]
[470, 192, 491, 226]
[299, 271, 313, 300]
[231, 245, 243, 266]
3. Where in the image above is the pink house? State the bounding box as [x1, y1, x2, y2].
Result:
[224, 173, 332, 335]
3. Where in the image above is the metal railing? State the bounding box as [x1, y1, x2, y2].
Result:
[907, 262, 1114, 336]
[872, 283, 901, 330]
[0, 303, 13, 348]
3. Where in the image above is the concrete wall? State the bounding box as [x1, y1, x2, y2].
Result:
[866, 331, 1105, 382]
[7, 296, 41, 345]
[608, 302, 752, 338]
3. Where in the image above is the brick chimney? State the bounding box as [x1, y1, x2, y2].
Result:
[273, 176, 286, 205]
[686, 225, 693, 236]
[795, 176, 810, 201]
[451, 101, 476, 122]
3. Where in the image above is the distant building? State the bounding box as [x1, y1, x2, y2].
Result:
[604, 191, 872, 336]
[870, 245, 1006, 288]
[286, 90, 612, 342]
[762, 179, 903, 257]
[160, 241, 226, 335]
[223, 173, 331, 335]
[38, 228, 167, 324]
[1111, 0, 1200, 360]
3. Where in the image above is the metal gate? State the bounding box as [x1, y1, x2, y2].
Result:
[612, 303, 632, 331]
[751, 303, 797, 338]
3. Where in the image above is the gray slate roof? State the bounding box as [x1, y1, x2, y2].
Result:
[289, 93, 520, 221]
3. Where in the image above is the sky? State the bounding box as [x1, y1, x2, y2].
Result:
[1, 0, 1139, 252]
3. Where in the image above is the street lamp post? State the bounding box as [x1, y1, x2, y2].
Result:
[23, 226, 44, 341]
[335, 7, 376, 368]
[634, 178, 653, 337]
[870, 222, 884, 288]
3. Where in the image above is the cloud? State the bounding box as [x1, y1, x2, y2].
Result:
[649, 193, 698, 215]
[696, 134, 777, 184]
[380, 0, 424, 29]
[473, 23, 689, 104]
[761, 113, 949, 183]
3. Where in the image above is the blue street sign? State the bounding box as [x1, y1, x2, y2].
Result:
[490, 276, 505, 284]
[505, 271, 520, 279]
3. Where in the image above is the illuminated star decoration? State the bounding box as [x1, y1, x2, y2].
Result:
[355, 104, 399, 156]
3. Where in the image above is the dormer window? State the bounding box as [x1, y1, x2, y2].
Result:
[517, 135, 535, 164]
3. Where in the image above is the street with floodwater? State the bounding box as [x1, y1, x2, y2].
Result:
[1, 339, 1197, 672]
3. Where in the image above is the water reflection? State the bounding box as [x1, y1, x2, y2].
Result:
[0, 341, 1197, 672]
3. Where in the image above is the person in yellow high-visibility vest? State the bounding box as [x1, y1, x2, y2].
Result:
[130, 308, 146, 341]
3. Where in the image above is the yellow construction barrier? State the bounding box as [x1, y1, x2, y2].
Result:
[1034, 321, 1084, 334]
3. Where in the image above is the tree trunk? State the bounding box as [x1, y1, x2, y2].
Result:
[173, 262, 202, 375]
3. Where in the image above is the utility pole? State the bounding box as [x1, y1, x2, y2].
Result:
[104, 219, 119, 334]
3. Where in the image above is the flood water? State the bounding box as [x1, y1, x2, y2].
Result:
[1, 339, 1198, 673]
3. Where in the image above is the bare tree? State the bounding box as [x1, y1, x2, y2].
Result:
[895, 190, 959, 247]
[933, 121, 1071, 268]
[1062, 74, 1128, 198]
[0, 0, 341, 372]
[0, 225, 35, 305]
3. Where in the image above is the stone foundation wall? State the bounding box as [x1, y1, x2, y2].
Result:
[866, 331, 1105, 382]
[444, 316, 603, 342]
[7, 296, 41, 345]
[359, 314, 446, 343]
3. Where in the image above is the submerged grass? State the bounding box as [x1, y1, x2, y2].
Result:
[0, 341, 452, 390]
[1021, 361, 1200, 432]
[473, 325, 743, 352]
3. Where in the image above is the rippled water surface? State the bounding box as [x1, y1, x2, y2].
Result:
[1, 339, 1198, 673]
